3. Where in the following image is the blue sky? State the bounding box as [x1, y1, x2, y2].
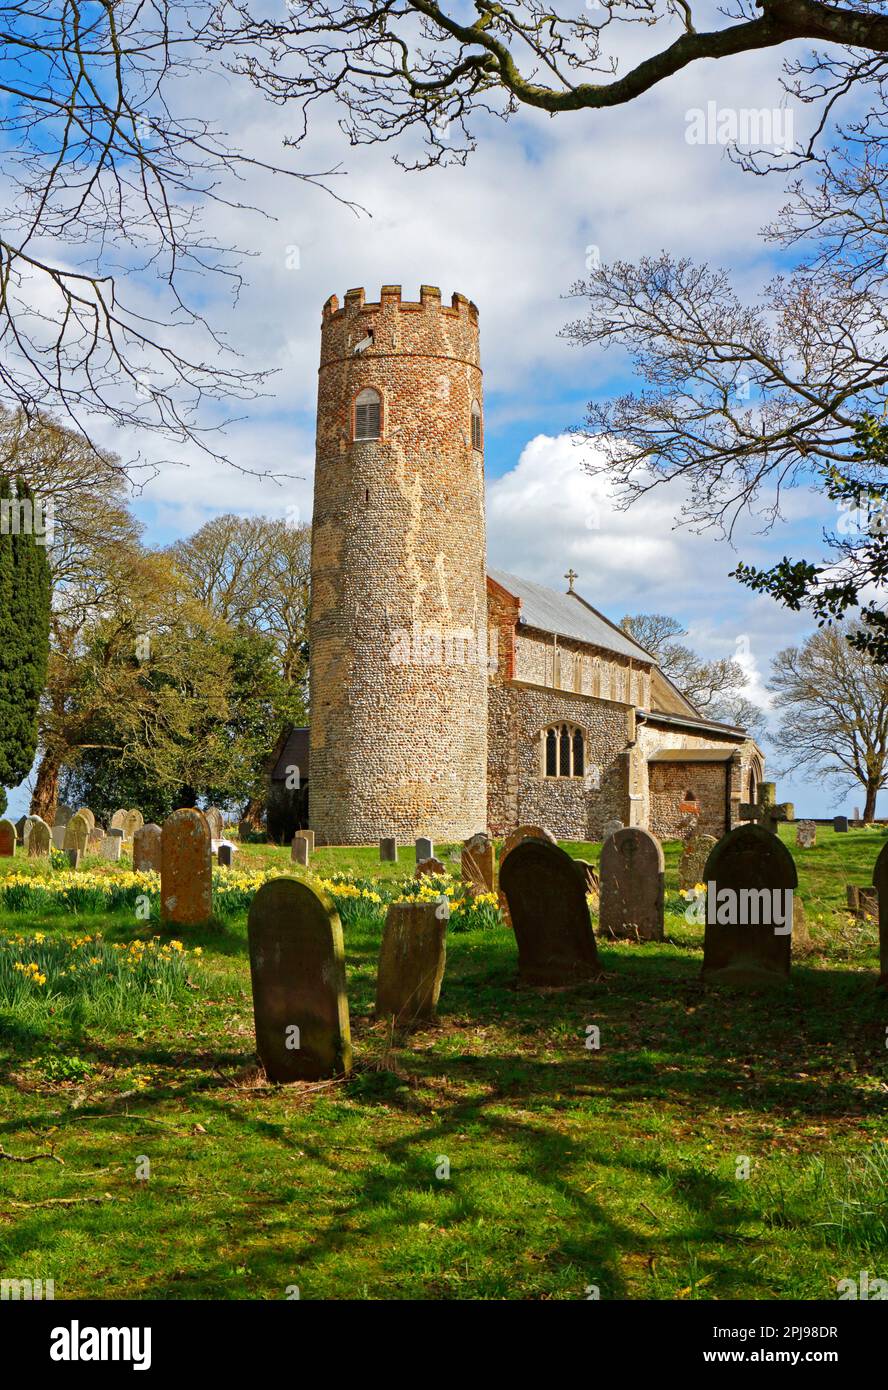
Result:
[2, 17, 876, 819]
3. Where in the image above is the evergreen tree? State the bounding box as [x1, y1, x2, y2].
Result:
[0, 475, 51, 799]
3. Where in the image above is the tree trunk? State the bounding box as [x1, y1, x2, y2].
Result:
[864, 782, 879, 823]
[30, 749, 61, 823]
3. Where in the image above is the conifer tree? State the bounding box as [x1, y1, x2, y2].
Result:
[0, 475, 52, 796]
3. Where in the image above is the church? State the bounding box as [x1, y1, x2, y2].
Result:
[292, 284, 762, 846]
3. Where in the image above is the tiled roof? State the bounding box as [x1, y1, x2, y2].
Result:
[488, 568, 654, 662]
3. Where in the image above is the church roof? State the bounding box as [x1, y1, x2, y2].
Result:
[488, 568, 654, 663]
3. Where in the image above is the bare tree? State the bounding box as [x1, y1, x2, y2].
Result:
[770, 622, 888, 819]
[620, 611, 763, 733]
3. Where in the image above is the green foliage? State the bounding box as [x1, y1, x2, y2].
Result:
[0, 475, 51, 788]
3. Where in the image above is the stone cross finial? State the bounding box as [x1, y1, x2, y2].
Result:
[739, 781, 793, 835]
[565, 568, 578, 593]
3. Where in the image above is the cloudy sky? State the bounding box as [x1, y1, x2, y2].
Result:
[7, 13, 869, 817]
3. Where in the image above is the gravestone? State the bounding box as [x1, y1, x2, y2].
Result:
[462, 832, 495, 895]
[847, 884, 878, 920]
[376, 901, 448, 1027]
[27, 818, 51, 858]
[161, 809, 213, 927]
[499, 838, 601, 988]
[872, 842, 888, 988]
[101, 833, 122, 862]
[76, 807, 95, 832]
[87, 826, 104, 854]
[123, 809, 144, 840]
[415, 857, 446, 879]
[796, 820, 817, 849]
[501, 825, 556, 862]
[110, 809, 128, 832]
[218, 844, 234, 868]
[248, 877, 352, 1080]
[0, 819, 16, 857]
[415, 836, 434, 864]
[299, 829, 315, 853]
[602, 818, 624, 841]
[701, 824, 798, 986]
[853, 806, 862, 826]
[133, 823, 162, 873]
[291, 835, 310, 868]
[51, 825, 66, 850]
[53, 804, 73, 830]
[679, 833, 718, 892]
[66, 849, 81, 870]
[15, 815, 28, 843]
[834, 816, 849, 833]
[379, 837, 397, 862]
[204, 807, 224, 841]
[63, 811, 91, 855]
[600, 827, 665, 941]
[740, 782, 793, 835]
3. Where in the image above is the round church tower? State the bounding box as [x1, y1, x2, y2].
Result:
[309, 285, 489, 845]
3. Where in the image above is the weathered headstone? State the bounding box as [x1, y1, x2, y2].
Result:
[462, 832, 495, 895]
[76, 807, 96, 832]
[846, 884, 878, 920]
[15, 815, 28, 844]
[834, 816, 849, 833]
[701, 824, 798, 986]
[602, 818, 624, 841]
[499, 838, 602, 988]
[66, 849, 81, 870]
[27, 818, 51, 857]
[0, 819, 16, 857]
[678, 833, 718, 892]
[740, 782, 793, 835]
[123, 809, 144, 840]
[600, 827, 665, 941]
[218, 844, 234, 868]
[291, 834, 310, 868]
[87, 826, 104, 854]
[110, 809, 128, 832]
[53, 804, 73, 830]
[133, 823, 162, 873]
[63, 811, 90, 855]
[376, 901, 448, 1027]
[501, 825, 556, 862]
[204, 807, 224, 841]
[248, 877, 352, 1080]
[415, 857, 446, 879]
[299, 829, 315, 853]
[796, 820, 817, 849]
[51, 825, 66, 850]
[101, 833, 122, 862]
[873, 842, 888, 988]
[161, 808, 213, 927]
[379, 837, 397, 862]
[415, 836, 434, 864]
[853, 806, 862, 825]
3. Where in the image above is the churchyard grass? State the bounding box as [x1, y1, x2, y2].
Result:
[0, 827, 884, 1299]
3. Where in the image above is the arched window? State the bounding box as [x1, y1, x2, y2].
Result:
[471, 400, 482, 451]
[355, 388, 381, 441]
[542, 723, 586, 779]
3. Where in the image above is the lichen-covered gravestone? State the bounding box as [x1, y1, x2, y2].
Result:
[87, 826, 104, 854]
[161, 809, 213, 927]
[462, 832, 495, 895]
[701, 824, 798, 986]
[28, 818, 51, 858]
[500, 838, 602, 988]
[133, 823, 162, 873]
[796, 821, 817, 849]
[501, 825, 556, 862]
[110, 809, 128, 832]
[63, 811, 91, 856]
[600, 827, 665, 941]
[101, 833, 122, 862]
[51, 825, 66, 850]
[291, 834, 310, 867]
[679, 834, 718, 892]
[379, 837, 397, 862]
[204, 807, 224, 841]
[248, 877, 352, 1080]
[123, 809, 144, 840]
[76, 807, 95, 832]
[376, 901, 448, 1026]
[0, 819, 16, 857]
[872, 842, 888, 989]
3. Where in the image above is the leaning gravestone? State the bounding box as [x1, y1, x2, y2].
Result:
[27, 818, 51, 858]
[600, 827, 665, 941]
[462, 832, 495, 895]
[76, 807, 95, 832]
[248, 877, 352, 1080]
[291, 835, 310, 868]
[834, 816, 849, 833]
[376, 901, 448, 1027]
[110, 809, 128, 832]
[379, 837, 397, 862]
[161, 809, 213, 927]
[679, 833, 718, 892]
[701, 824, 798, 986]
[0, 819, 16, 857]
[101, 833, 122, 863]
[873, 842, 888, 989]
[499, 838, 602, 988]
[796, 821, 817, 849]
[133, 823, 162, 873]
[63, 811, 90, 856]
[415, 836, 434, 864]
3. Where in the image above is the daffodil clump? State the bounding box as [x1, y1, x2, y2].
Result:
[0, 930, 200, 1017]
[392, 870, 504, 931]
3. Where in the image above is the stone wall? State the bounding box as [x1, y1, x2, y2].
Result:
[309, 286, 489, 844]
[648, 759, 729, 839]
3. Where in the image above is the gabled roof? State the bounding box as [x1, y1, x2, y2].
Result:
[487, 567, 654, 663]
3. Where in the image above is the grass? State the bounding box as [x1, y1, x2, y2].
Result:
[0, 826, 885, 1300]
